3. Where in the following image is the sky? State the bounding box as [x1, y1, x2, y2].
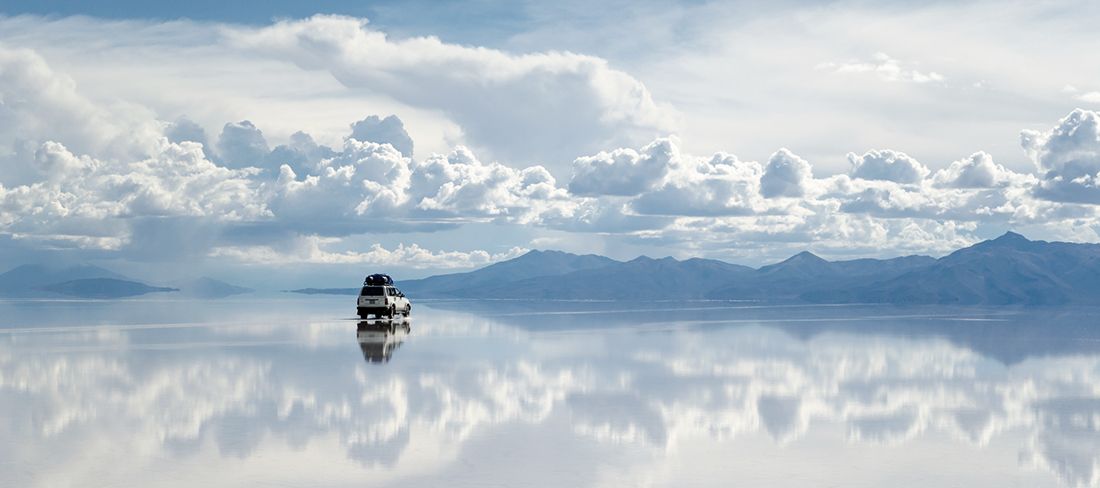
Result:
[1, 0, 1100, 286]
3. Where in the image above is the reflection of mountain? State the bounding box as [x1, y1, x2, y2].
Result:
[288, 287, 359, 295]
[356, 319, 410, 363]
[434, 301, 1100, 365]
[372, 232, 1100, 305]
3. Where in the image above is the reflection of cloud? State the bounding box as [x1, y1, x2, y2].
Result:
[757, 395, 805, 443]
[1027, 398, 1100, 488]
[568, 392, 668, 446]
[3, 310, 1100, 486]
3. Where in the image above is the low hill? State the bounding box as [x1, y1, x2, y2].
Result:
[0, 264, 127, 296]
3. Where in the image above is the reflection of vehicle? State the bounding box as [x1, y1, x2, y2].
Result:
[356, 318, 410, 363]
[357, 274, 411, 319]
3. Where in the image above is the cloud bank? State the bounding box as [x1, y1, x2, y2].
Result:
[2, 16, 1100, 271]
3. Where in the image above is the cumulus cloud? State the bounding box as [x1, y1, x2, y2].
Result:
[164, 116, 209, 147]
[1023, 108, 1100, 203]
[848, 149, 930, 184]
[230, 15, 677, 170]
[266, 131, 337, 177]
[216, 120, 271, 169]
[267, 139, 413, 235]
[932, 151, 1033, 189]
[0, 139, 266, 250]
[760, 148, 813, 198]
[568, 138, 678, 197]
[0, 47, 159, 186]
[632, 153, 763, 216]
[350, 115, 414, 157]
[412, 147, 577, 223]
[265, 139, 579, 237]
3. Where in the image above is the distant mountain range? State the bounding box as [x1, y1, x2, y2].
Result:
[302, 232, 1099, 305]
[9, 232, 1099, 304]
[803, 232, 1100, 305]
[0, 264, 252, 299]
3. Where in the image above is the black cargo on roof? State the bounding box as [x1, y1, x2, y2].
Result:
[364, 274, 394, 286]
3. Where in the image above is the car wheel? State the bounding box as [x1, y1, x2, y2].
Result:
[404, 305, 411, 316]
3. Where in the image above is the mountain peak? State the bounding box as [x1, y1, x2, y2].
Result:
[756, 250, 833, 277]
[516, 249, 570, 260]
[974, 231, 1034, 251]
[628, 256, 679, 264]
[783, 251, 827, 264]
[993, 231, 1029, 243]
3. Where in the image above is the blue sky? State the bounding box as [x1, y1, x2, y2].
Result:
[1, 1, 1100, 286]
[0, 0, 530, 41]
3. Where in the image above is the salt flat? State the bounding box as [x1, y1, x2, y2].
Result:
[2, 296, 1099, 487]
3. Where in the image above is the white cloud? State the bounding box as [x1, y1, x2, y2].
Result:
[412, 147, 578, 223]
[848, 149, 930, 184]
[0, 47, 160, 185]
[0, 139, 266, 250]
[267, 138, 413, 236]
[349, 115, 414, 157]
[632, 152, 763, 216]
[1022, 108, 1100, 203]
[1065, 85, 1100, 104]
[760, 148, 813, 198]
[230, 15, 678, 171]
[818, 53, 944, 84]
[932, 151, 1034, 189]
[568, 138, 678, 197]
[216, 120, 270, 169]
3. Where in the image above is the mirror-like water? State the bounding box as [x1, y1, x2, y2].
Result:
[2, 297, 1099, 487]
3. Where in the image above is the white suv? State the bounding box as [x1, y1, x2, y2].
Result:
[357, 284, 411, 319]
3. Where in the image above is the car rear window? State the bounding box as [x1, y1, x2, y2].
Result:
[361, 286, 385, 296]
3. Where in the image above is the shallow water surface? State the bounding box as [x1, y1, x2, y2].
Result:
[2, 297, 1099, 487]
